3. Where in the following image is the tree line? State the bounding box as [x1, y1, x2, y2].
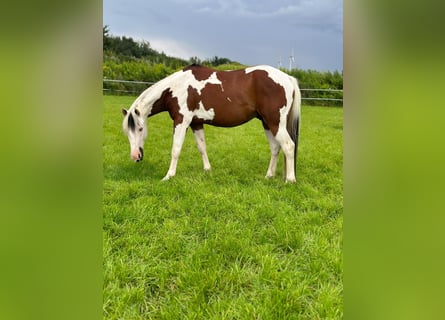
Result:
[103, 26, 342, 105]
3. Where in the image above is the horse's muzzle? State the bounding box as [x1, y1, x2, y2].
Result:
[132, 147, 144, 162]
[136, 147, 144, 162]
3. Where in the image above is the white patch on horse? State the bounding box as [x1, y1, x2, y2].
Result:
[129, 70, 185, 118]
[188, 71, 223, 95]
[166, 70, 221, 122]
[196, 101, 215, 120]
[245, 65, 287, 86]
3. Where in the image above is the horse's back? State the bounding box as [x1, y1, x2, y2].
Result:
[180, 65, 297, 128]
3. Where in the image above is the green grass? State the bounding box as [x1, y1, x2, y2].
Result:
[103, 95, 343, 319]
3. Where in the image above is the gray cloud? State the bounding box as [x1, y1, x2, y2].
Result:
[104, 0, 343, 71]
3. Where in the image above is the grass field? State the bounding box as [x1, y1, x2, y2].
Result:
[103, 95, 343, 319]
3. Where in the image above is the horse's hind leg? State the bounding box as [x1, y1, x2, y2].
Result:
[264, 129, 281, 178]
[192, 126, 211, 171]
[274, 128, 296, 183]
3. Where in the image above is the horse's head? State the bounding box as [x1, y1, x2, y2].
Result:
[122, 108, 147, 162]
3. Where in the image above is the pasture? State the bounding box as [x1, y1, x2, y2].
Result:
[103, 95, 343, 319]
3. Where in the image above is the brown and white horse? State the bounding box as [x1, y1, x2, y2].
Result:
[122, 64, 301, 182]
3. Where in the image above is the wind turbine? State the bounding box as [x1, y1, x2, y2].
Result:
[278, 55, 282, 69]
[289, 48, 295, 71]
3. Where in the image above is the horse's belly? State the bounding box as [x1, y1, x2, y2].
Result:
[206, 107, 256, 127]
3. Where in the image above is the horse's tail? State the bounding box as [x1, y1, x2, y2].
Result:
[286, 76, 301, 177]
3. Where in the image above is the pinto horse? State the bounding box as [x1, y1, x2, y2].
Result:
[122, 64, 301, 182]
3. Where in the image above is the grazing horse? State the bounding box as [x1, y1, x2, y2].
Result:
[122, 64, 301, 182]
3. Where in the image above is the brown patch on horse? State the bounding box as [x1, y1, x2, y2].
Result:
[183, 66, 287, 133]
[183, 64, 214, 81]
[186, 85, 200, 111]
[199, 78, 256, 127]
[152, 88, 183, 126]
[248, 70, 287, 135]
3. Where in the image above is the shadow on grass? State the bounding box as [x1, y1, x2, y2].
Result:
[105, 160, 165, 182]
[105, 149, 304, 189]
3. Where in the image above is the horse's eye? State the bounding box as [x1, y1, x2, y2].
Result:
[138, 128, 143, 132]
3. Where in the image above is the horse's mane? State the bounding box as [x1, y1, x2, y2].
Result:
[183, 63, 208, 71]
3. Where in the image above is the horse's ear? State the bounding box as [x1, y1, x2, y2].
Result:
[121, 108, 128, 116]
[134, 108, 140, 116]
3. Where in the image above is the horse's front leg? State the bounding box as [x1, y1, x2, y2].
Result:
[162, 121, 189, 181]
[191, 125, 211, 172]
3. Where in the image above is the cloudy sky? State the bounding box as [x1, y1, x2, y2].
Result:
[103, 0, 343, 71]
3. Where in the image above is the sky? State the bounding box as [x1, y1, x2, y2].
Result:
[103, 0, 343, 72]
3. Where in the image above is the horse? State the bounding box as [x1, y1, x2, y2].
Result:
[121, 64, 301, 182]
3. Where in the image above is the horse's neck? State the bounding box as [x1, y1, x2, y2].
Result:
[135, 80, 171, 118]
